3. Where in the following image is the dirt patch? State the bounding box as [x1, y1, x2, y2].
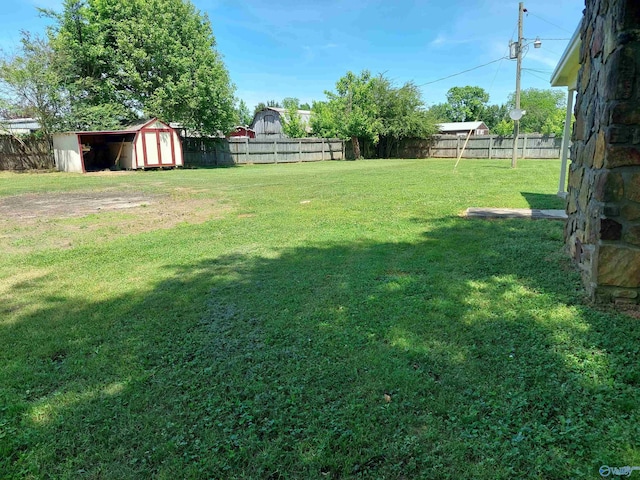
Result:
[0, 190, 232, 253]
[0, 191, 159, 219]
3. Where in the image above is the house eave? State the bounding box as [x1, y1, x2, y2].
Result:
[551, 24, 581, 89]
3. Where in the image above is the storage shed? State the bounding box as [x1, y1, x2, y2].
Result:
[53, 118, 183, 173]
[250, 107, 311, 138]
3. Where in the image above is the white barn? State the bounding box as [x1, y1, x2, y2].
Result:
[53, 118, 183, 173]
[250, 107, 312, 138]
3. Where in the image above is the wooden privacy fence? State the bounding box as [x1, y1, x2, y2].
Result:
[400, 134, 563, 159]
[0, 135, 53, 170]
[184, 137, 344, 167]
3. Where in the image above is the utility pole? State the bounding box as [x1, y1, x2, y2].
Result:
[511, 2, 524, 168]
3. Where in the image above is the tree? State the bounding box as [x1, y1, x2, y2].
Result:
[507, 88, 565, 133]
[483, 104, 509, 133]
[309, 100, 339, 139]
[0, 32, 64, 144]
[299, 102, 311, 110]
[541, 108, 567, 136]
[312, 70, 380, 159]
[492, 119, 514, 136]
[425, 103, 451, 123]
[373, 76, 438, 157]
[311, 71, 437, 158]
[281, 97, 307, 138]
[253, 100, 281, 115]
[445, 86, 489, 122]
[235, 99, 252, 126]
[44, 0, 235, 134]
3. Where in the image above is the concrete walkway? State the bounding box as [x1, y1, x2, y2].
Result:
[464, 207, 567, 220]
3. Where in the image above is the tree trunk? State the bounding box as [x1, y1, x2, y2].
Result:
[351, 136, 360, 159]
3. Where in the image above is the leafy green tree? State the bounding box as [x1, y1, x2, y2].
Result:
[483, 104, 509, 133]
[310, 100, 339, 138]
[253, 100, 281, 115]
[507, 88, 565, 133]
[541, 108, 567, 136]
[281, 97, 307, 138]
[299, 102, 311, 110]
[312, 71, 437, 158]
[45, 0, 235, 134]
[373, 76, 438, 157]
[445, 86, 489, 122]
[492, 119, 514, 136]
[426, 103, 452, 123]
[235, 99, 252, 126]
[312, 70, 380, 159]
[0, 32, 64, 144]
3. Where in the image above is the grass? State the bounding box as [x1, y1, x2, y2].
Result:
[1, 159, 639, 479]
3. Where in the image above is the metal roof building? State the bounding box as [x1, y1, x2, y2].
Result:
[250, 107, 312, 138]
[437, 121, 490, 136]
[0, 118, 41, 135]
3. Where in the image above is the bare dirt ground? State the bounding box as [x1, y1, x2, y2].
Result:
[0, 191, 159, 219]
[0, 190, 231, 253]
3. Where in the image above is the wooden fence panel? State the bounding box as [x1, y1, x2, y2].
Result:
[183, 137, 345, 167]
[430, 134, 562, 159]
[0, 135, 53, 170]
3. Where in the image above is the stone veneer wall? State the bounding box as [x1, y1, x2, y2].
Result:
[566, 0, 640, 303]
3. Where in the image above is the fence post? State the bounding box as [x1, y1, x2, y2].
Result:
[274, 141, 278, 164]
[299, 140, 302, 162]
[522, 134, 527, 159]
[488, 136, 493, 159]
[341, 140, 345, 160]
[245, 138, 249, 164]
[321, 139, 325, 161]
[456, 136, 461, 158]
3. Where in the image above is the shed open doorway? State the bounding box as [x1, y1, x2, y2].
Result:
[79, 132, 136, 171]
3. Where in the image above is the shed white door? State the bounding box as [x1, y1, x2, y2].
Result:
[144, 131, 160, 166]
[159, 132, 174, 165]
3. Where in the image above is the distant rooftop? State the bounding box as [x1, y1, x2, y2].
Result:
[1, 117, 41, 133]
[437, 121, 487, 132]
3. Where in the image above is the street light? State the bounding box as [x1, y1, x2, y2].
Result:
[510, 3, 542, 168]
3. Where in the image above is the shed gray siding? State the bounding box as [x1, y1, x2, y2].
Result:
[250, 108, 312, 139]
[251, 109, 286, 138]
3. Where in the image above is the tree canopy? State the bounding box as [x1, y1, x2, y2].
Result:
[445, 86, 489, 122]
[281, 97, 308, 138]
[311, 70, 436, 158]
[235, 99, 252, 126]
[0, 32, 63, 143]
[42, 0, 235, 134]
[507, 88, 566, 134]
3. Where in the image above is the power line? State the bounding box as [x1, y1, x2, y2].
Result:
[418, 56, 508, 87]
[523, 70, 550, 82]
[537, 38, 571, 41]
[527, 12, 573, 34]
[522, 67, 553, 74]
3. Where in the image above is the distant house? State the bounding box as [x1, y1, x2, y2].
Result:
[0, 118, 41, 135]
[250, 107, 311, 138]
[437, 121, 490, 136]
[227, 126, 256, 139]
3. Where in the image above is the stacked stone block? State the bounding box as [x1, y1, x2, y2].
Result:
[566, 0, 640, 303]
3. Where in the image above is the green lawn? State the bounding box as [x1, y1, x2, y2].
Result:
[1, 159, 639, 479]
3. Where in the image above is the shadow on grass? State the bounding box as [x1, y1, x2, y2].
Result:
[520, 191, 565, 210]
[2, 218, 640, 479]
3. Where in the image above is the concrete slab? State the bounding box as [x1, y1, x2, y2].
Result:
[464, 207, 567, 220]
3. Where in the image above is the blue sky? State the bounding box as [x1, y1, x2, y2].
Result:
[1, 0, 584, 111]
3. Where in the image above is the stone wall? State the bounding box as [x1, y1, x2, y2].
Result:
[565, 0, 640, 303]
